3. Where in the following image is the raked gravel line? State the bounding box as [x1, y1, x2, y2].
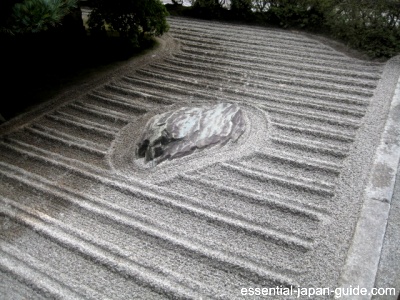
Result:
[1, 16, 399, 299]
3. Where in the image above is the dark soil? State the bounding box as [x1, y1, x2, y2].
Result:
[0, 32, 157, 122]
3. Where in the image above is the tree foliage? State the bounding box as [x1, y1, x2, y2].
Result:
[1, 0, 78, 34]
[261, 0, 324, 28]
[230, 0, 252, 19]
[88, 0, 169, 48]
[325, 0, 400, 57]
[189, 0, 227, 18]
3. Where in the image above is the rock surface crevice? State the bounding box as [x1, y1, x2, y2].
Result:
[136, 103, 245, 164]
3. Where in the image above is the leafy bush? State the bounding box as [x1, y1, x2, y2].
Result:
[88, 0, 169, 48]
[325, 0, 400, 57]
[0, 0, 19, 33]
[258, 0, 400, 57]
[230, 0, 252, 20]
[190, 0, 227, 19]
[274, 1, 325, 28]
[10, 0, 78, 34]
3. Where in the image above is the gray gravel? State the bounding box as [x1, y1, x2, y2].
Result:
[373, 162, 400, 300]
[0, 17, 399, 299]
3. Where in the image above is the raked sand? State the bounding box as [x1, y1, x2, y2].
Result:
[1, 17, 399, 299]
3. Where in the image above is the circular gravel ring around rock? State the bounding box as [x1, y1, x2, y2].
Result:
[109, 101, 271, 182]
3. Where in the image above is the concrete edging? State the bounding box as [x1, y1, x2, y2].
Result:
[337, 55, 400, 299]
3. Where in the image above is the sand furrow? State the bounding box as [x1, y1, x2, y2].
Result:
[137, 67, 375, 100]
[271, 121, 355, 143]
[222, 162, 335, 197]
[31, 124, 109, 152]
[0, 197, 203, 300]
[149, 62, 377, 96]
[1, 16, 393, 298]
[104, 83, 176, 105]
[86, 92, 149, 115]
[161, 173, 329, 234]
[180, 173, 330, 216]
[0, 165, 302, 287]
[168, 30, 330, 54]
[123, 74, 369, 120]
[66, 102, 132, 123]
[45, 112, 118, 136]
[7, 129, 109, 169]
[0, 247, 85, 300]
[168, 20, 324, 46]
[168, 19, 371, 60]
[0, 155, 314, 254]
[0, 270, 46, 300]
[178, 44, 380, 74]
[264, 106, 361, 130]
[176, 37, 350, 62]
[239, 151, 339, 183]
[162, 57, 380, 89]
[172, 52, 381, 80]
[196, 167, 330, 208]
[128, 68, 373, 108]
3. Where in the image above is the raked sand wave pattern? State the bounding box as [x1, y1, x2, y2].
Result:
[1, 17, 398, 299]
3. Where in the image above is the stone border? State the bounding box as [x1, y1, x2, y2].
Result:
[337, 55, 400, 299]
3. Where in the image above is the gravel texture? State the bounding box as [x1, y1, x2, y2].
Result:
[373, 162, 400, 300]
[0, 17, 399, 299]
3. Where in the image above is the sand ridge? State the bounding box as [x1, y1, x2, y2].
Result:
[1, 16, 398, 299]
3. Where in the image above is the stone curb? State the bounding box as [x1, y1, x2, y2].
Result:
[337, 55, 400, 299]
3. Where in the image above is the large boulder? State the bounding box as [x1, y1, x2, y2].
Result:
[136, 103, 245, 164]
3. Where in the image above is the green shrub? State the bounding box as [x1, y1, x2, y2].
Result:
[190, 0, 227, 19]
[230, 0, 253, 20]
[326, 0, 400, 57]
[10, 0, 78, 34]
[252, 0, 324, 29]
[0, 0, 19, 33]
[88, 0, 169, 48]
